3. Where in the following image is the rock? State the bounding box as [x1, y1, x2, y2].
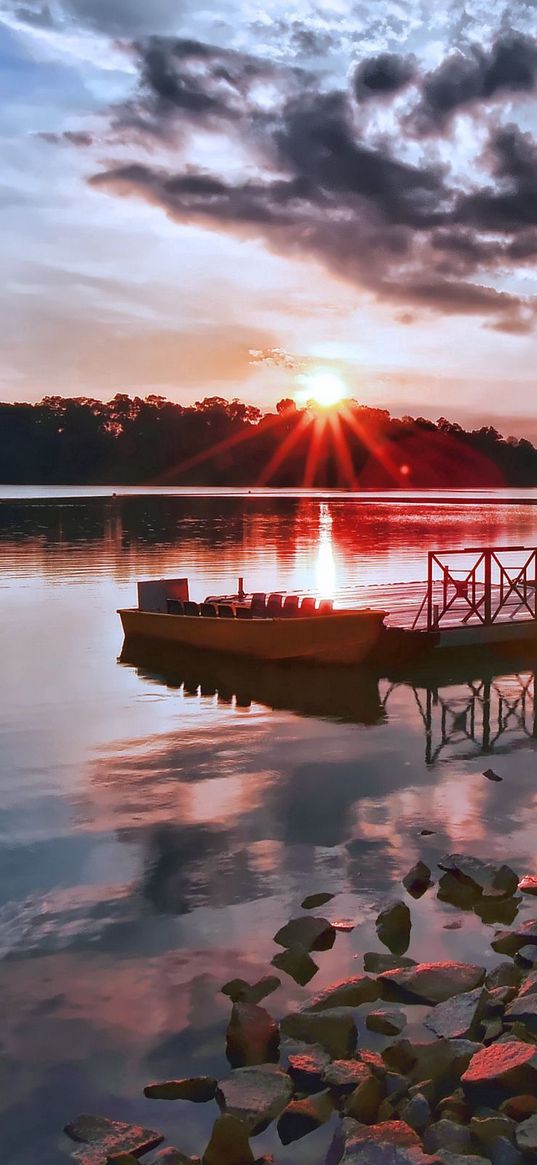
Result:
[366, 1010, 406, 1036]
[329, 1117, 439, 1165]
[226, 1003, 279, 1068]
[437, 871, 482, 911]
[151, 1152, 200, 1165]
[332, 919, 356, 932]
[376, 901, 412, 955]
[379, 962, 486, 1004]
[492, 920, 537, 956]
[489, 1136, 522, 1165]
[483, 1018, 504, 1043]
[423, 1119, 472, 1155]
[287, 1047, 330, 1092]
[277, 1089, 333, 1143]
[273, 915, 335, 952]
[500, 1094, 537, 1120]
[443, 922, 462, 931]
[301, 892, 335, 909]
[461, 1041, 537, 1103]
[504, 993, 537, 1033]
[515, 1113, 537, 1152]
[438, 854, 518, 899]
[144, 1077, 217, 1102]
[484, 768, 503, 781]
[64, 1116, 164, 1165]
[383, 1038, 480, 1089]
[470, 1112, 515, 1147]
[216, 1065, 293, 1135]
[486, 964, 522, 991]
[356, 1050, 388, 1079]
[281, 1008, 357, 1059]
[436, 1092, 472, 1123]
[345, 1074, 383, 1123]
[202, 1115, 254, 1165]
[434, 1156, 486, 1165]
[423, 988, 485, 1040]
[484, 985, 517, 1013]
[518, 875, 537, 896]
[403, 862, 432, 899]
[420, 830, 436, 836]
[400, 1093, 432, 1132]
[475, 895, 521, 927]
[515, 944, 537, 968]
[322, 1059, 373, 1092]
[305, 974, 379, 1012]
[517, 968, 537, 998]
[364, 953, 416, 973]
[221, 977, 280, 1004]
[271, 945, 318, 986]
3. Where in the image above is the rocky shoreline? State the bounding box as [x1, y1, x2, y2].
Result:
[63, 853, 537, 1164]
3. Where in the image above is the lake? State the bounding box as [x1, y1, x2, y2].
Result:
[2, 487, 537, 1164]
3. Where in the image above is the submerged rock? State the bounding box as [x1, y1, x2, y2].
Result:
[273, 915, 335, 952]
[202, 1115, 255, 1165]
[402, 862, 432, 899]
[376, 901, 412, 955]
[423, 988, 485, 1040]
[305, 974, 379, 1012]
[281, 1008, 357, 1059]
[271, 945, 318, 986]
[491, 920, 537, 956]
[144, 1077, 217, 1103]
[366, 1010, 406, 1036]
[483, 768, 503, 782]
[301, 892, 335, 909]
[277, 1089, 333, 1143]
[378, 961, 485, 1004]
[64, 1115, 163, 1165]
[438, 854, 518, 899]
[461, 1041, 537, 1103]
[364, 953, 416, 974]
[221, 977, 280, 1005]
[226, 1003, 279, 1068]
[216, 1065, 293, 1135]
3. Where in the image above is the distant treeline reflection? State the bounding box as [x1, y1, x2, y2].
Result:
[2, 393, 537, 486]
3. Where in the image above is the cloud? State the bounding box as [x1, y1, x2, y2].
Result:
[39, 129, 94, 145]
[354, 52, 416, 101]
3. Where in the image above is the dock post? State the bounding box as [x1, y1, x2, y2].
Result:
[484, 550, 492, 625]
[427, 553, 433, 632]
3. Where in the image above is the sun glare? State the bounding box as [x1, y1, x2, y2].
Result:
[295, 369, 346, 409]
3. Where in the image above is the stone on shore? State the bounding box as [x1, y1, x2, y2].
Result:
[323, 1059, 372, 1092]
[364, 953, 416, 973]
[461, 1041, 537, 1103]
[423, 988, 485, 1040]
[438, 854, 518, 899]
[423, 1119, 472, 1155]
[500, 1094, 537, 1120]
[305, 974, 379, 1012]
[402, 862, 432, 899]
[222, 977, 280, 1005]
[518, 875, 537, 896]
[281, 1008, 357, 1059]
[515, 1113, 537, 1152]
[345, 1074, 383, 1123]
[400, 1094, 432, 1132]
[378, 962, 485, 1004]
[516, 968, 537, 998]
[226, 1003, 279, 1068]
[366, 1010, 406, 1036]
[277, 1090, 333, 1143]
[486, 964, 522, 991]
[202, 1115, 255, 1165]
[216, 1065, 293, 1135]
[287, 1047, 330, 1092]
[151, 1152, 201, 1165]
[383, 1037, 480, 1088]
[271, 945, 318, 986]
[491, 920, 537, 956]
[144, 1077, 217, 1102]
[504, 992, 537, 1033]
[376, 901, 412, 955]
[328, 1117, 440, 1165]
[64, 1115, 164, 1165]
[273, 915, 335, 952]
[301, 892, 335, 909]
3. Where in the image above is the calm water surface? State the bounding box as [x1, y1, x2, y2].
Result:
[2, 489, 537, 1164]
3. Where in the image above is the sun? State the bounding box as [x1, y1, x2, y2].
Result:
[295, 369, 347, 409]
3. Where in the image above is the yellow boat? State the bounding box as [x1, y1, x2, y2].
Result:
[118, 576, 386, 666]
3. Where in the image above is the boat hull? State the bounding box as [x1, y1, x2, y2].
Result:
[118, 608, 386, 665]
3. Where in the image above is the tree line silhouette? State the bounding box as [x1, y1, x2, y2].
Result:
[1, 393, 537, 487]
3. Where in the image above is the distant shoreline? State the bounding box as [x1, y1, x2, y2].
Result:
[3, 485, 537, 505]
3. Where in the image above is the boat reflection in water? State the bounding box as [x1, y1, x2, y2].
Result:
[120, 638, 537, 766]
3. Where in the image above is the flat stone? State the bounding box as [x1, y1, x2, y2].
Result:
[287, 1047, 330, 1092]
[202, 1115, 254, 1165]
[515, 1113, 537, 1151]
[271, 945, 318, 986]
[462, 1041, 537, 1103]
[221, 977, 280, 1004]
[376, 900, 412, 955]
[322, 1059, 372, 1092]
[345, 1074, 383, 1123]
[281, 1008, 357, 1059]
[492, 920, 537, 956]
[226, 1003, 279, 1068]
[366, 1010, 406, 1036]
[305, 974, 379, 1012]
[438, 854, 518, 899]
[216, 1065, 293, 1135]
[423, 988, 485, 1039]
[364, 953, 416, 973]
[403, 862, 432, 899]
[504, 993, 537, 1033]
[301, 892, 335, 909]
[518, 875, 537, 896]
[277, 1089, 333, 1143]
[273, 915, 335, 952]
[144, 1077, 217, 1102]
[379, 961, 485, 1004]
[423, 1119, 472, 1155]
[64, 1116, 164, 1165]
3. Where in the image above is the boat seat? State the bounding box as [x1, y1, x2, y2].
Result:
[167, 599, 184, 615]
[300, 596, 317, 616]
[201, 602, 217, 617]
[266, 593, 283, 617]
[236, 607, 252, 619]
[251, 593, 267, 617]
[184, 601, 200, 616]
[318, 599, 334, 614]
[283, 595, 300, 617]
[218, 604, 235, 618]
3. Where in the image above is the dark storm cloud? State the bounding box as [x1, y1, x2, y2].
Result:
[354, 52, 416, 101]
[15, 3, 54, 27]
[411, 31, 537, 133]
[90, 32, 537, 333]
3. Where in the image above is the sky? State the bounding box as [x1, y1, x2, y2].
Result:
[2, 0, 537, 435]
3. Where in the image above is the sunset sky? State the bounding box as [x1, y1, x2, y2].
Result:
[3, 0, 537, 435]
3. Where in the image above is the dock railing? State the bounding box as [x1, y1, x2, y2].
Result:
[411, 546, 537, 632]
